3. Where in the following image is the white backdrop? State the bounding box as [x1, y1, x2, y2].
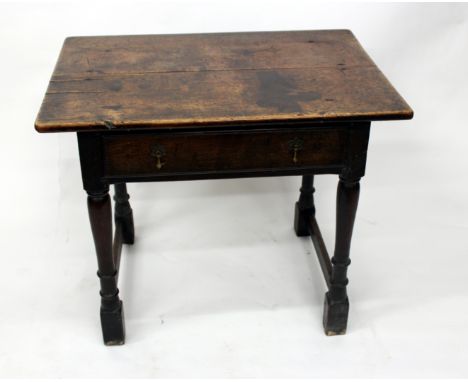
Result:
[0, 0, 467, 378]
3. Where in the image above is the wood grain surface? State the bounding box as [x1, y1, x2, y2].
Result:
[103, 128, 346, 177]
[35, 30, 413, 133]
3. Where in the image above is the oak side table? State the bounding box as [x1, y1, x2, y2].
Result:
[35, 30, 413, 345]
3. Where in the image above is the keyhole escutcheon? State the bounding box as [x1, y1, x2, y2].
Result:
[150, 144, 166, 170]
[288, 137, 304, 164]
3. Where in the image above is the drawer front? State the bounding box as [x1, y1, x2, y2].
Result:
[103, 129, 345, 177]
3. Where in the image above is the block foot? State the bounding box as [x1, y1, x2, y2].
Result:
[323, 292, 349, 336]
[294, 202, 311, 237]
[120, 214, 135, 245]
[101, 301, 125, 345]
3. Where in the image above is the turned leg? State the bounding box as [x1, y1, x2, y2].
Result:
[323, 177, 360, 335]
[87, 190, 125, 345]
[294, 175, 315, 236]
[113, 183, 135, 245]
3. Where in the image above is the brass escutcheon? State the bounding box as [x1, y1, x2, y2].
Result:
[150, 144, 166, 169]
[288, 137, 304, 163]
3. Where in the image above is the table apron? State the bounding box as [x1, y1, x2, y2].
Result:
[102, 128, 347, 182]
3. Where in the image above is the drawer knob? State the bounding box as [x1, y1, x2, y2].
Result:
[150, 144, 166, 170]
[288, 137, 304, 163]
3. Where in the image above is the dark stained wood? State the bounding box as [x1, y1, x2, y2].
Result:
[342, 123, 371, 181]
[35, 30, 413, 133]
[77, 121, 372, 343]
[323, 177, 360, 336]
[113, 183, 134, 245]
[37, 30, 414, 343]
[77, 132, 106, 194]
[308, 215, 332, 289]
[107, 165, 342, 184]
[87, 191, 125, 345]
[294, 175, 315, 236]
[103, 128, 346, 178]
[113, 220, 123, 284]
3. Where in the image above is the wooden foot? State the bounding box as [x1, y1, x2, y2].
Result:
[322, 177, 360, 336]
[100, 299, 125, 345]
[114, 183, 135, 245]
[323, 292, 349, 335]
[88, 191, 125, 346]
[294, 175, 315, 237]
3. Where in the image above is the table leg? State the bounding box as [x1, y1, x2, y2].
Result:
[113, 183, 135, 245]
[323, 176, 360, 335]
[294, 175, 316, 236]
[87, 190, 125, 345]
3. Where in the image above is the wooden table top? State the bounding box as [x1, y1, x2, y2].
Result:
[35, 30, 413, 133]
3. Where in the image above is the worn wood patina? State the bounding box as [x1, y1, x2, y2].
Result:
[35, 30, 412, 132]
[35, 30, 413, 345]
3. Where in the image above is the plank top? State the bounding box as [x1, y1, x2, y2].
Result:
[35, 30, 413, 133]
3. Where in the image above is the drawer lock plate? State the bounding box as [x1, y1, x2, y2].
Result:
[150, 144, 166, 169]
[288, 137, 304, 163]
